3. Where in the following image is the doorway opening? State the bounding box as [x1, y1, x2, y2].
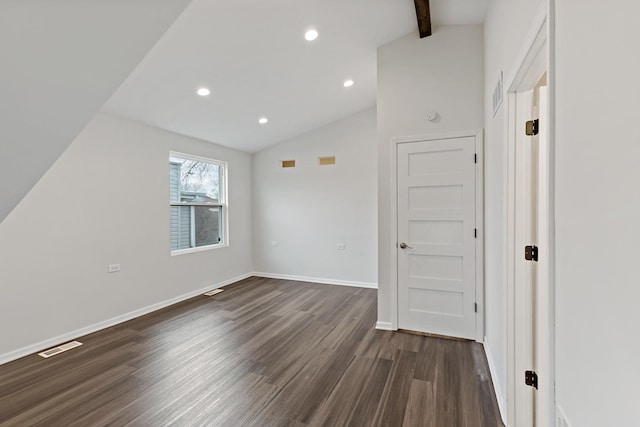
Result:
[505, 6, 554, 427]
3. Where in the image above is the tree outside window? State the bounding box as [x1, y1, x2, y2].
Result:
[170, 153, 227, 253]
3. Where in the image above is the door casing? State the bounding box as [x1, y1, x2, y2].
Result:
[389, 129, 485, 343]
[504, 2, 555, 425]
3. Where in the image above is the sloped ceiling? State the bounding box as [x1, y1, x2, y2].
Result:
[0, 0, 193, 224]
[0, 0, 487, 224]
[103, 0, 488, 153]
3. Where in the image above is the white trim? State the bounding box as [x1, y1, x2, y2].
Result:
[169, 150, 229, 254]
[536, 85, 553, 427]
[504, 2, 555, 426]
[169, 151, 227, 168]
[556, 406, 573, 427]
[391, 129, 484, 145]
[0, 272, 253, 366]
[170, 241, 229, 256]
[504, 1, 549, 92]
[389, 129, 485, 342]
[484, 341, 507, 424]
[190, 205, 196, 246]
[513, 88, 536, 427]
[504, 89, 517, 426]
[547, 3, 557, 426]
[375, 321, 393, 331]
[252, 272, 378, 289]
[475, 131, 485, 343]
[389, 135, 399, 331]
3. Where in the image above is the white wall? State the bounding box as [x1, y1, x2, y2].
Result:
[555, 1, 640, 426]
[0, 0, 192, 224]
[377, 26, 484, 324]
[483, 0, 545, 414]
[0, 114, 252, 362]
[253, 108, 377, 287]
[485, 1, 640, 425]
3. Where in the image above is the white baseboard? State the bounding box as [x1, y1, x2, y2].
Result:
[0, 272, 253, 366]
[483, 340, 507, 424]
[375, 321, 393, 331]
[252, 272, 377, 289]
[556, 405, 573, 427]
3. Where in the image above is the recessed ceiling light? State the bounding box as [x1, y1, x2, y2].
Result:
[305, 29, 318, 41]
[258, 117, 269, 125]
[197, 87, 210, 96]
[343, 80, 354, 88]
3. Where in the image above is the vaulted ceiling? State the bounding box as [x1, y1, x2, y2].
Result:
[104, 0, 488, 153]
[0, 0, 192, 224]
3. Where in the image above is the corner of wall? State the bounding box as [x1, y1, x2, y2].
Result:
[483, 340, 507, 424]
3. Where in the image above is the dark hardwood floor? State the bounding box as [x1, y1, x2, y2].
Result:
[0, 277, 503, 426]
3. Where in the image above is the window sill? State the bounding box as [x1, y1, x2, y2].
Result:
[171, 243, 228, 256]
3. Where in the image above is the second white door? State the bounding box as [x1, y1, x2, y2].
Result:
[397, 136, 478, 339]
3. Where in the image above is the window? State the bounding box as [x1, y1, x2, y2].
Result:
[170, 152, 227, 254]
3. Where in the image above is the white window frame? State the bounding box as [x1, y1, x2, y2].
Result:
[170, 151, 229, 256]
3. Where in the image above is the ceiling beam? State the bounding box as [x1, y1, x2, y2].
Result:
[413, 0, 432, 38]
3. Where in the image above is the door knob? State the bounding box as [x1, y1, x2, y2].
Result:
[399, 242, 413, 249]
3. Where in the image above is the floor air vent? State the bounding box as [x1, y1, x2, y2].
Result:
[38, 341, 83, 358]
[204, 289, 224, 296]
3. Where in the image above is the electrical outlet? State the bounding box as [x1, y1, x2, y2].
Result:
[107, 264, 121, 273]
[271, 241, 278, 247]
[336, 243, 346, 250]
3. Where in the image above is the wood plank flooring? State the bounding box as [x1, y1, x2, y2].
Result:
[0, 277, 503, 426]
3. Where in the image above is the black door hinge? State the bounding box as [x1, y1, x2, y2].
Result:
[525, 245, 538, 262]
[474, 228, 477, 238]
[526, 119, 539, 136]
[474, 153, 478, 164]
[474, 303, 478, 313]
[525, 370, 538, 389]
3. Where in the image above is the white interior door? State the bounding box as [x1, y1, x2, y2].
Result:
[397, 136, 478, 339]
[515, 83, 550, 427]
[514, 87, 536, 426]
[535, 85, 551, 426]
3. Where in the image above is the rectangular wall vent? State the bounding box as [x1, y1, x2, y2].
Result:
[281, 160, 296, 168]
[204, 289, 224, 296]
[318, 156, 336, 166]
[38, 341, 83, 358]
[492, 71, 503, 117]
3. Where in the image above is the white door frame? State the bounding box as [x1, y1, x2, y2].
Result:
[389, 129, 485, 342]
[504, 2, 555, 425]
